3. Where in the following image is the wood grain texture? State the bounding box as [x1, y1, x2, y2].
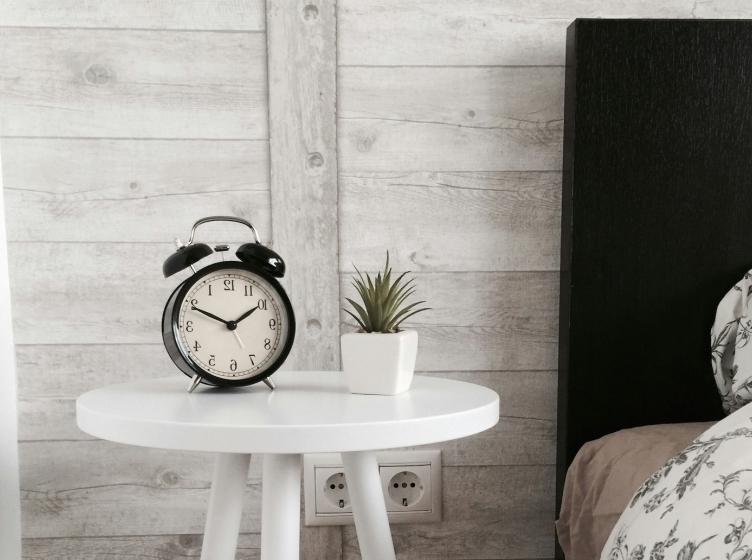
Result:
[415, 371, 556, 466]
[19, 440, 337, 555]
[0, 0, 265, 30]
[338, 35, 563, 173]
[343, 465, 555, 560]
[3, 138, 270, 242]
[266, 0, 340, 369]
[337, 0, 744, 66]
[340, 67, 564, 130]
[341, 272, 559, 371]
[0, 28, 267, 139]
[23, 534, 261, 560]
[10, 243, 187, 345]
[19, 440, 256, 538]
[407, 324, 554, 371]
[16, 344, 168, 398]
[339, 118, 562, 173]
[22, 529, 342, 560]
[339, 172, 561, 272]
[19, 438, 552, 555]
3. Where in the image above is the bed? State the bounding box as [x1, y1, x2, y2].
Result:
[556, 19, 752, 559]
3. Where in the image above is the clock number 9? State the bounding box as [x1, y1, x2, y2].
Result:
[269, 318, 276, 330]
[230, 359, 237, 372]
[264, 338, 271, 350]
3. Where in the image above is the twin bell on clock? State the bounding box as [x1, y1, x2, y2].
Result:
[161, 216, 295, 393]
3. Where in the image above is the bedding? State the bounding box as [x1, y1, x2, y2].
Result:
[711, 269, 752, 414]
[556, 423, 713, 560]
[602, 403, 752, 559]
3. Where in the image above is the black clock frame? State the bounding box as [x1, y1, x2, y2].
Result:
[161, 260, 296, 388]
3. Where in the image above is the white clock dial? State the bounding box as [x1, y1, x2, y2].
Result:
[176, 268, 289, 380]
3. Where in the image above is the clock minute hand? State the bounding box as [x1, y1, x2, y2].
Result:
[235, 305, 259, 324]
[191, 306, 230, 327]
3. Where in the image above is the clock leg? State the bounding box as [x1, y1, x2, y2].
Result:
[263, 377, 276, 390]
[200, 453, 251, 560]
[342, 451, 397, 560]
[260, 454, 301, 560]
[188, 374, 202, 393]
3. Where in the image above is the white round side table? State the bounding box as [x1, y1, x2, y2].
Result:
[76, 371, 499, 560]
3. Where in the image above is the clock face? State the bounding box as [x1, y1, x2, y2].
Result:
[174, 267, 291, 380]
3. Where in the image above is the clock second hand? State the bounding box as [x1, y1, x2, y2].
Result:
[232, 330, 245, 349]
[230, 305, 258, 349]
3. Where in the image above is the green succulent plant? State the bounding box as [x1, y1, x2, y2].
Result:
[344, 253, 430, 333]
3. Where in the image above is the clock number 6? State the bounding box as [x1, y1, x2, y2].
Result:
[230, 359, 237, 372]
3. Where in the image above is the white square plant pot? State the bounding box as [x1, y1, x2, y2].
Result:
[341, 330, 418, 395]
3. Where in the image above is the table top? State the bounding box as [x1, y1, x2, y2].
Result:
[76, 371, 499, 454]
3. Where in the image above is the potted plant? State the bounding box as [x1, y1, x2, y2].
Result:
[341, 253, 429, 395]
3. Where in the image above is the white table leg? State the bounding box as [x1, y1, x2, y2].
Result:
[261, 454, 302, 560]
[342, 451, 397, 560]
[201, 452, 252, 560]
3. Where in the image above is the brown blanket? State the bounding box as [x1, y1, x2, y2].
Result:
[556, 422, 714, 559]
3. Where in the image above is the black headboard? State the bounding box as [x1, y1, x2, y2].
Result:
[557, 18, 752, 525]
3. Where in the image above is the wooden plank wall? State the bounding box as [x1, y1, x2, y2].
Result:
[336, 1, 752, 559]
[1, 1, 339, 558]
[5, 1, 752, 559]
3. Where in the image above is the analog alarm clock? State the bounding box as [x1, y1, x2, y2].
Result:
[162, 216, 295, 392]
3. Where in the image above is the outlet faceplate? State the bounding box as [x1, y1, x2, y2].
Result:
[303, 450, 442, 525]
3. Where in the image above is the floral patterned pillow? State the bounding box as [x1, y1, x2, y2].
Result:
[601, 409, 752, 560]
[711, 270, 752, 414]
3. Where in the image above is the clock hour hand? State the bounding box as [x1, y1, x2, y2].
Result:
[234, 305, 259, 324]
[191, 305, 230, 327]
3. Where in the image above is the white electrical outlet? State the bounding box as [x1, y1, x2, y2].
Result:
[303, 450, 442, 525]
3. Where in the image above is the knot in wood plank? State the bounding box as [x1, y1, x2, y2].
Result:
[306, 152, 324, 169]
[83, 64, 112, 85]
[306, 318, 322, 337]
[158, 470, 180, 487]
[356, 133, 375, 153]
[302, 4, 319, 21]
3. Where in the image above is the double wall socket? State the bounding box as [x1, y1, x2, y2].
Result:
[303, 450, 442, 525]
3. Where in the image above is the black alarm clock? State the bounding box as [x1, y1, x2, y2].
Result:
[162, 216, 295, 392]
